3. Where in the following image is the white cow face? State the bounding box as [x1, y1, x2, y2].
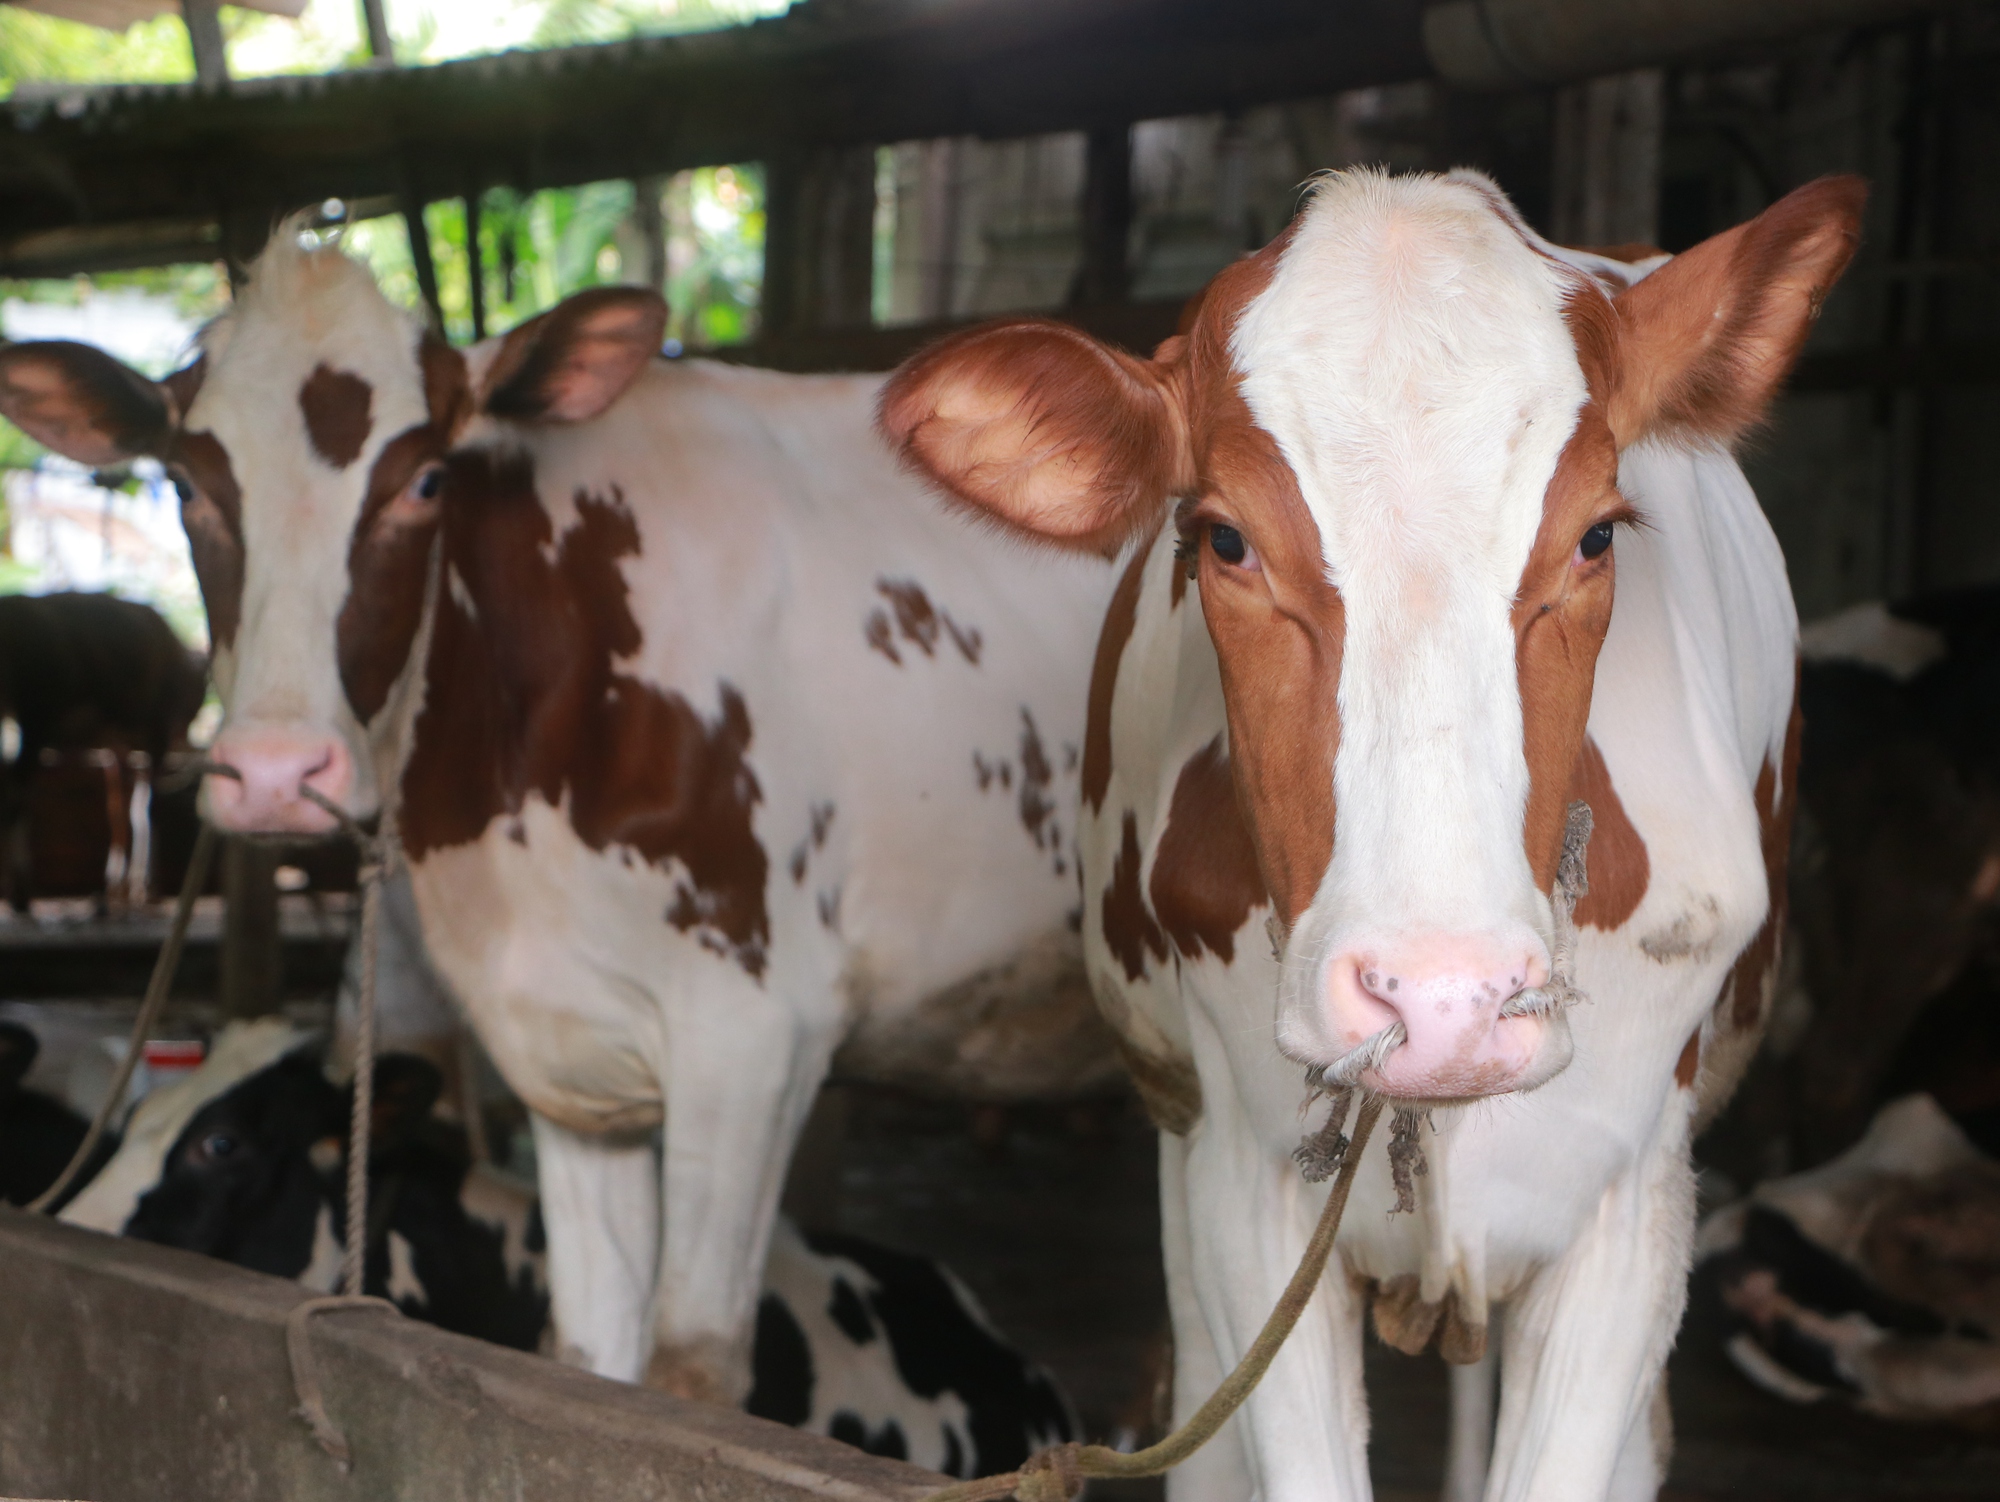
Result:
[882, 169, 1863, 1102]
[0, 225, 663, 839]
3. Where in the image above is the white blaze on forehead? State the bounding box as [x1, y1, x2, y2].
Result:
[59, 1017, 316, 1234]
[1231, 171, 1590, 938]
[186, 230, 430, 730]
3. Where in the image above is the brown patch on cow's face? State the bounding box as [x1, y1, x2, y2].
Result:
[401, 455, 770, 979]
[1081, 535, 1154, 815]
[169, 429, 245, 650]
[1675, 1027, 1701, 1088]
[299, 363, 374, 470]
[1150, 736, 1267, 963]
[1514, 406, 1628, 892]
[1102, 811, 1167, 983]
[1719, 679, 1803, 1033]
[335, 339, 468, 724]
[1154, 244, 1342, 929]
[1570, 737, 1650, 931]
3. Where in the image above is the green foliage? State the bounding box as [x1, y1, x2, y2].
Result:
[340, 166, 764, 350]
[0, 9, 194, 92]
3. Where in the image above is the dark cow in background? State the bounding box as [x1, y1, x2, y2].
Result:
[0, 591, 205, 908]
[1698, 1093, 2000, 1425]
[1744, 586, 2000, 1169]
[48, 1019, 1074, 1477]
[0, 1020, 105, 1210]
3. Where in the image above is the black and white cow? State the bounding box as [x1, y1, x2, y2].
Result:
[1697, 1092, 2000, 1424]
[50, 1019, 1074, 1475]
[0, 1020, 102, 1210]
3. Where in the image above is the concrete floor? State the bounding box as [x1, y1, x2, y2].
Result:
[813, 1085, 2000, 1502]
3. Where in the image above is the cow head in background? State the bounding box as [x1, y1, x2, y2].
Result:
[882, 170, 1863, 1101]
[0, 224, 665, 837]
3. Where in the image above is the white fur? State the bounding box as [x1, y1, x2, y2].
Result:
[1090, 176, 1798, 1502]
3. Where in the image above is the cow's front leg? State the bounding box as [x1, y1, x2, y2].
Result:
[1485, 1113, 1696, 1502]
[645, 988, 831, 1404]
[1179, 1099, 1372, 1502]
[532, 1112, 660, 1381]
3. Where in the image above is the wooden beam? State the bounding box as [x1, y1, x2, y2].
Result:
[0, 0, 1432, 268]
[181, 0, 228, 88]
[401, 193, 445, 333]
[219, 838, 281, 1019]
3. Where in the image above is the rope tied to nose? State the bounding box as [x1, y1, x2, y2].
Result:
[926, 802, 1600, 1502]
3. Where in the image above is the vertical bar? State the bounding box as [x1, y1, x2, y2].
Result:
[220, 838, 282, 1019]
[402, 194, 446, 336]
[1071, 124, 1133, 306]
[464, 192, 487, 342]
[358, 0, 394, 64]
[761, 152, 802, 338]
[182, 0, 229, 87]
[633, 176, 669, 295]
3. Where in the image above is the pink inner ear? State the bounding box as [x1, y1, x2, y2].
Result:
[544, 326, 655, 423]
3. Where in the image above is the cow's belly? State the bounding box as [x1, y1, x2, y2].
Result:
[406, 794, 1123, 1131]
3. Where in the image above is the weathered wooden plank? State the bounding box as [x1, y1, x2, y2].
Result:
[0, 1207, 940, 1502]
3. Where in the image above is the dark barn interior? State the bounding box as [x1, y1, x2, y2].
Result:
[5, 1, 2000, 1499]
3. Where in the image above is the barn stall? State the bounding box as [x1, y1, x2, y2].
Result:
[3, 0, 2000, 1498]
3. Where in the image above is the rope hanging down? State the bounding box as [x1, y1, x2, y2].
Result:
[923, 1096, 1386, 1502]
[27, 821, 220, 1214]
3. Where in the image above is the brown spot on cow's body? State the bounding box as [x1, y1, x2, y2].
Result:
[1082, 536, 1154, 815]
[1720, 682, 1803, 1033]
[299, 363, 374, 469]
[1150, 736, 1266, 964]
[1018, 708, 1055, 850]
[1675, 1027, 1702, 1088]
[401, 461, 770, 980]
[789, 801, 834, 885]
[1102, 812, 1167, 983]
[867, 578, 983, 667]
[1570, 737, 1650, 931]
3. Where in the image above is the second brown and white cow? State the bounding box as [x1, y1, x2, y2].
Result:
[883, 170, 1863, 1501]
[0, 230, 1122, 1402]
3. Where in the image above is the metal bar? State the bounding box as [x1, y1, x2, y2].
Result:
[358, 0, 393, 64]
[401, 193, 446, 334]
[181, 0, 229, 87]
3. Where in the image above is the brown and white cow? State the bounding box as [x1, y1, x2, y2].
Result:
[0, 228, 1122, 1400]
[882, 170, 1863, 1501]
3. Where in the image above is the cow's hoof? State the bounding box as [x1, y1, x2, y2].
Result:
[643, 1342, 738, 1405]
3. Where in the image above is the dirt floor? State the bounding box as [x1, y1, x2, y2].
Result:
[814, 1084, 2000, 1502]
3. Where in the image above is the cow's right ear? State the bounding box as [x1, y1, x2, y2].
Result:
[0, 341, 178, 465]
[477, 287, 668, 425]
[879, 319, 1193, 557]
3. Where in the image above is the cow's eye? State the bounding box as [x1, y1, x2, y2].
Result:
[411, 465, 444, 502]
[1577, 522, 1614, 562]
[1210, 524, 1249, 567]
[200, 1133, 237, 1160]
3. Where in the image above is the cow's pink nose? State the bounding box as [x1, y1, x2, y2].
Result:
[1325, 936, 1549, 1100]
[204, 724, 352, 836]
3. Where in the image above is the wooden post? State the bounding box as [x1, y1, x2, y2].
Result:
[358, 0, 394, 64]
[1071, 124, 1133, 306]
[463, 192, 487, 342]
[182, 0, 229, 88]
[402, 194, 446, 334]
[633, 176, 669, 295]
[220, 838, 282, 1019]
[760, 152, 803, 338]
[1550, 69, 1664, 250]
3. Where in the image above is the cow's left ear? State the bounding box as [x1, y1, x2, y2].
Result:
[477, 287, 667, 425]
[0, 340, 181, 464]
[1607, 175, 1867, 449]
